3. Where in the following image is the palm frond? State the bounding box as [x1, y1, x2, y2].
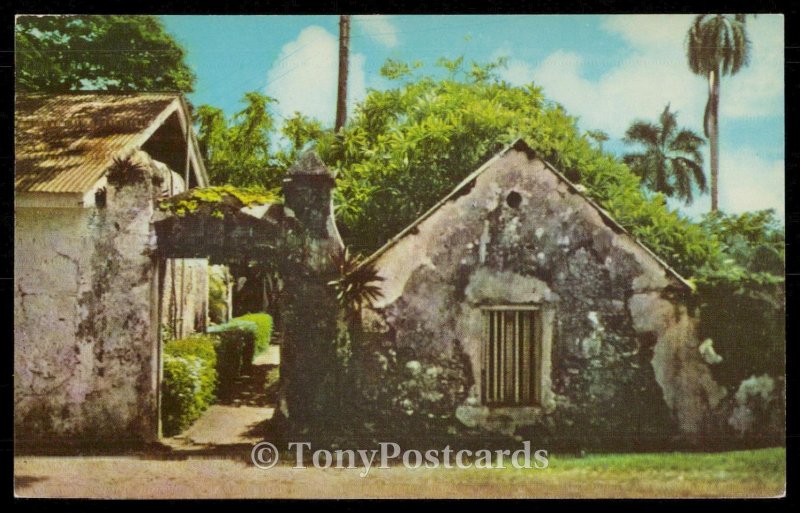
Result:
[623, 105, 706, 203]
[686, 14, 751, 78]
[658, 104, 677, 146]
[669, 129, 705, 162]
[623, 121, 660, 146]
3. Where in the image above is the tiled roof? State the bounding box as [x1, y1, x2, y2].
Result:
[15, 92, 182, 193]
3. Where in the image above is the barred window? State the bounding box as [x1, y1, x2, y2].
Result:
[481, 306, 547, 406]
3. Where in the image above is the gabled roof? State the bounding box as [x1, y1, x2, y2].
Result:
[15, 92, 208, 194]
[361, 139, 692, 290]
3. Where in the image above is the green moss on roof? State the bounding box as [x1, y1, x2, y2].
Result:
[159, 185, 281, 218]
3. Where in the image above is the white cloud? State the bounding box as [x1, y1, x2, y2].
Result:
[721, 15, 784, 119]
[498, 15, 783, 136]
[496, 14, 784, 216]
[602, 14, 695, 50]
[601, 13, 783, 121]
[719, 150, 784, 218]
[353, 15, 399, 48]
[671, 149, 785, 221]
[265, 26, 366, 126]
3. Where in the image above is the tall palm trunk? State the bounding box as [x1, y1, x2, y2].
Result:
[706, 68, 720, 212]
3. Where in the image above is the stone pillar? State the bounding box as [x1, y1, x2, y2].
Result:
[279, 151, 345, 430]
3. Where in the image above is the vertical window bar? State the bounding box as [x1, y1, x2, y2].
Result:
[498, 311, 504, 403]
[482, 311, 488, 404]
[492, 312, 500, 402]
[522, 312, 531, 405]
[514, 311, 520, 404]
[505, 312, 511, 403]
[532, 312, 540, 404]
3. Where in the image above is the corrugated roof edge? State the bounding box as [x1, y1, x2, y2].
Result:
[15, 91, 209, 192]
[356, 138, 692, 291]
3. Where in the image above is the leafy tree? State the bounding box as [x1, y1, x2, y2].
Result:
[195, 91, 283, 189]
[275, 112, 325, 169]
[585, 129, 609, 151]
[686, 14, 751, 212]
[623, 104, 707, 204]
[305, 57, 714, 276]
[692, 210, 784, 388]
[16, 15, 195, 92]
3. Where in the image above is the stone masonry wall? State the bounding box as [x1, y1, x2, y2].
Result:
[15, 151, 207, 443]
[361, 147, 723, 445]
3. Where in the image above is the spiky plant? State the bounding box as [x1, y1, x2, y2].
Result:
[329, 247, 384, 320]
[106, 155, 148, 188]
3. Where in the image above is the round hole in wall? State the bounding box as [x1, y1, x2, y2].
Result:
[506, 191, 522, 208]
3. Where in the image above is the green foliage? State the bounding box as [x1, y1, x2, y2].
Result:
[196, 92, 285, 189]
[16, 15, 195, 92]
[623, 104, 707, 204]
[158, 185, 280, 217]
[207, 320, 258, 395]
[687, 15, 751, 78]
[328, 248, 385, 320]
[275, 112, 325, 168]
[161, 334, 218, 436]
[686, 15, 752, 212]
[301, 57, 714, 275]
[106, 156, 149, 188]
[692, 210, 784, 389]
[164, 333, 219, 364]
[232, 313, 273, 355]
[208, 265, 232, 325]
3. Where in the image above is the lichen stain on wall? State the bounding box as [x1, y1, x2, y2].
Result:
[363, 148, 722, 443]
[15, 151, 207, 442]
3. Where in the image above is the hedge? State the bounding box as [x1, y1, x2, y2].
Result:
[232, 313, 273, 355]
[161, 334, 218, 437]
[208, 320, 258, 396]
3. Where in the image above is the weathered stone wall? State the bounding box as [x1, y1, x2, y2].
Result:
[361, 147, 723, 444]
[278, 153, 345, 430]
[160, 259, 209, 339]
[15, 151, 208, 443]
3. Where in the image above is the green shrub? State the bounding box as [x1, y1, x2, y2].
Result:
[161, 334, 218, 436]
[208, 265, 232, 325]
[232, 313, 273, 355]
[164, 334, 218, 365]
[208, 320, 258, 395]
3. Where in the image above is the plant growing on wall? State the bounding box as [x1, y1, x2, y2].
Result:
[106, 156, 149, 188]
[328, 247, 384, 321]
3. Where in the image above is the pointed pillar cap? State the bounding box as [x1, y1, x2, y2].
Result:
[284, 150, 335, 184]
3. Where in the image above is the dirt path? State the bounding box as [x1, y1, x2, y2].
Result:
[165, 345, 280, 448]
[13, 347, 784, 499]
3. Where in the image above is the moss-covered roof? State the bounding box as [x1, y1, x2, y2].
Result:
[159, 185, 281, 219]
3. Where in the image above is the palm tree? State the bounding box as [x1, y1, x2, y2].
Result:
[686, 14, 751, 212]
[623, 105, 707, 204]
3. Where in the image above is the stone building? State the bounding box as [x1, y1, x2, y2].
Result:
[14, 98, 723, 447]
[15, 93, 209, 443]
[358, 141, 723, 443]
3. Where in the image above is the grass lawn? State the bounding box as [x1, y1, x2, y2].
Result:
[443, 447, 786, 498]
[15, 447, 785, 498]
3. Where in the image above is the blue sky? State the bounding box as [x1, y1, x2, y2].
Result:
[161, 15, 784, 220]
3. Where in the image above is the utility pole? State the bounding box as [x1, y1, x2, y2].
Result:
[335, 15, 350, 132]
